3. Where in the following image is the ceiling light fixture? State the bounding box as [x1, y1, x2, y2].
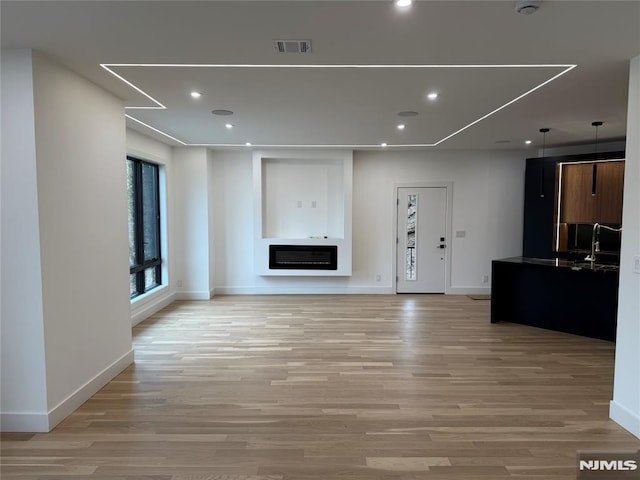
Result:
[245, 142, 252, 146]
[397, 124, 406, 130]
[427, 92, 439, 100]
[381, 143, 388, 147]
[525, 140, 532, 145]
[225, 123, 234, 129]
[515, 1, 541, 15]
[190, 91, 202, 99]
[592, 121, 603, 154]
[395, 0, 412, 7]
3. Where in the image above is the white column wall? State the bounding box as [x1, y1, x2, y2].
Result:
[0, 50, 49, 431]
[0, 51, 134, 432]
[172, 147, 212, 299]
[31, 52, 133, 425]
[610, 55, 640, 439]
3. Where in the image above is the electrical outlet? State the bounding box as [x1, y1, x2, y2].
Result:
[177, 279, 183, 287]
[482, 274, 489, 283]
[634, 255, 640, 274]
[375, 274, 381, 282]
[311, 200, 317, 208]
[296, 200, 302, 208]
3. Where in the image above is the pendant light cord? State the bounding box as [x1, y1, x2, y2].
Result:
[592, 121, 603, 154]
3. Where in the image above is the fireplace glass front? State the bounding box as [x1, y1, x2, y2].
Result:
[269, 245, 338, 270]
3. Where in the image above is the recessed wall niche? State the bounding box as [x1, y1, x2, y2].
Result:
[253, 150, 353, 276]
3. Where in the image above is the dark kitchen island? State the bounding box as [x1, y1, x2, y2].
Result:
[491, 257, 619, 341]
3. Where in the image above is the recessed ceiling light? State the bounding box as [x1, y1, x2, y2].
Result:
[190, 91, 202, 99]
[525, 140, 532, 145]
[245, 142, 252, 146]
[381, 143, 388, 147]
[211, 109, 234, 116]
[225, 123, 234, 129]
[397, 124, 406, 130]
[395, 0, 412, 7]
[427, 92, 439, 100]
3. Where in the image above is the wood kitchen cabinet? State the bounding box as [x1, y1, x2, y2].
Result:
[560, 160, 624, 225]
[560, 163, 596, 224]
[522, 151, 624, 259]
[595, 161, 625, 223]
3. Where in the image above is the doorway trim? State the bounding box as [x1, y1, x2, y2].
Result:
[392, 182, 453, 294]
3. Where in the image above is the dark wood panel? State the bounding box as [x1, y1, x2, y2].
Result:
[561, 163, 596, 224]
[596, 161, 625, 224]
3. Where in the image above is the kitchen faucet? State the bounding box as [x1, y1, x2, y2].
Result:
[585, 223, 623, 266]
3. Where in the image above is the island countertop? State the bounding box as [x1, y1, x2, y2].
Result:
[491, 257, 619, 341]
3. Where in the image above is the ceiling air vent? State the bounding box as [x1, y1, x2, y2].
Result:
[273, 39, 311, 54]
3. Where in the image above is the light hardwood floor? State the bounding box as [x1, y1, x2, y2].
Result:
[2, 295, 639, 479]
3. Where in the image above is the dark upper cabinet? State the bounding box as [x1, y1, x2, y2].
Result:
[522, 156, 557, 258]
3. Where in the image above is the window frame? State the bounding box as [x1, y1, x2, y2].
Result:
[128, 155, 162, 298]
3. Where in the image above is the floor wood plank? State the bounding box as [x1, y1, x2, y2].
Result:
[2, 295, 638, 479]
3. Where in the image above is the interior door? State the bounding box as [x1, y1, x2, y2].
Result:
[396, 187, 447, 293]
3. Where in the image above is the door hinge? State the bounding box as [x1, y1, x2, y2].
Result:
[396, 275, 399, 282]
[396, 237, 399, 244]
[397, 198, 399, 205]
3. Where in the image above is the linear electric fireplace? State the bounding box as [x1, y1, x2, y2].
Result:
[269, 245, 338, 270]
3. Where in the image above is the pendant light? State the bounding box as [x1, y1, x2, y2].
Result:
[591, 121, 603, 195]
[539, 128, 549, 198]
[592, 121, 603, 154]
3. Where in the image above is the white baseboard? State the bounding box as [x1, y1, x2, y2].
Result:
[175, 291, 213, 300]
[1, 350, 134, 433]
[131, 292, 176, 326]
[610, 400, 640, 439]
[447, 286, 491, 295]
[214, 285, 394, 295]
[0, 412, 49, 433]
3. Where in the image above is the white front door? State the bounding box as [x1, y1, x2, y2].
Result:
[396, 187, 447, 293]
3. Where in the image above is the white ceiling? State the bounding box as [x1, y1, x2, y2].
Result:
[2, 1, 639, 150]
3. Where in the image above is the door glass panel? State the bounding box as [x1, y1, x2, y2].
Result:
[406, 194, 417, 280]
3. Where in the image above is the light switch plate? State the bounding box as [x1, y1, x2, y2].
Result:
[634, 255, 640, 274]
[456, 230, 466, 238]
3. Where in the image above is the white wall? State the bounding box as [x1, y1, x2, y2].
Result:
[610, 55, 640, 439]
[31, 52, 134, 424]
[1, 51, 134, 432]
[207, 149, 217, 291]
[1, 50, 49, 430]
[172, 147, 213, 299]
[210, 150, 254, 292]
[209, 148, 526, 294]
[127, 129, 176, 326]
